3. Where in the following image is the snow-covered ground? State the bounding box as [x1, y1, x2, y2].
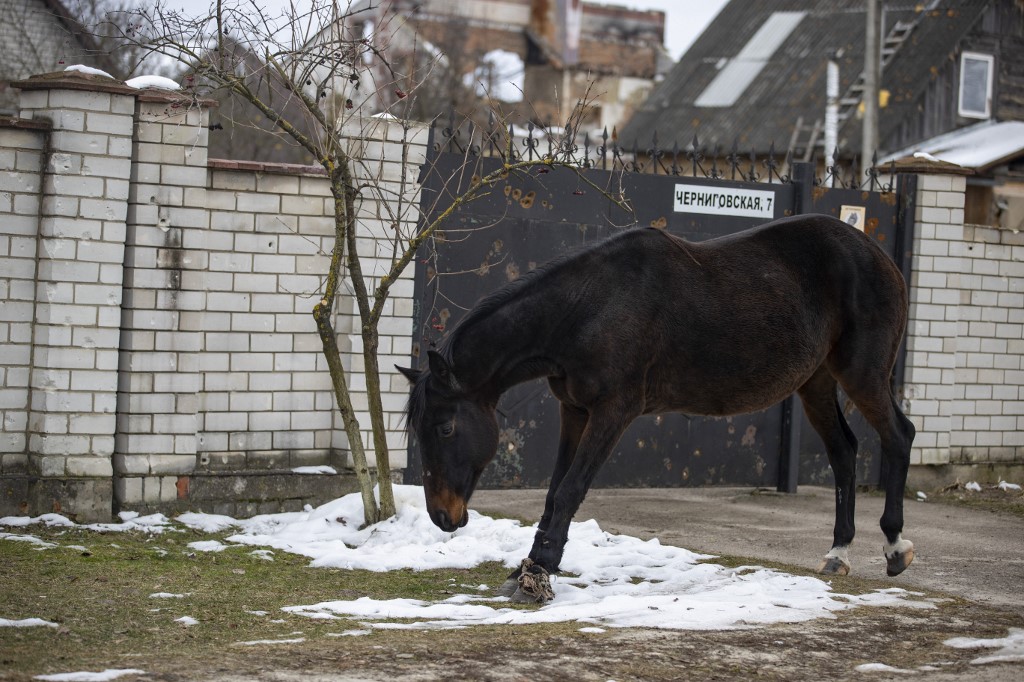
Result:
[3, 484, 1021, 678]
[3, 485, 935, 633]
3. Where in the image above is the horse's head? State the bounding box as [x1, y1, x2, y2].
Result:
[398, 351, 499, 532]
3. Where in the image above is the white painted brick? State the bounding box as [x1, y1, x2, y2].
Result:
[253, 254, 295, 272]
[918, 174, 953, 191]
[162, 165, 207, 187]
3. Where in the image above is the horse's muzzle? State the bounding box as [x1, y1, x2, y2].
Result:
[431, 506, 468, 532]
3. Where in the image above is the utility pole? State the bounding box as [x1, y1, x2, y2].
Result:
[862, 0, 881, 182]
[825, 52, 839, 167]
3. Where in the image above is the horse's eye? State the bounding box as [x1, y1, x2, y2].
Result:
[437, 422, 455, 438]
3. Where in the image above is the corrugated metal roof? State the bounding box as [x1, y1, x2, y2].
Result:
[882, 119, 1024, 171]
[620, 0, 990, 158]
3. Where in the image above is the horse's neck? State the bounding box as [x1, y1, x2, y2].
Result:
[450, 290, 559, 394]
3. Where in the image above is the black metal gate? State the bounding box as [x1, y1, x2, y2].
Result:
[406, 127, 914, 491]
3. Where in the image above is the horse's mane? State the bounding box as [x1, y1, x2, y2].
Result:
[404, 233, 621, 432]
[442, 231, 636, 352]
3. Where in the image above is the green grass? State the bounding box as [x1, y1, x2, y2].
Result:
[0, 526, 517, 679]
[0, 520, 980, 681]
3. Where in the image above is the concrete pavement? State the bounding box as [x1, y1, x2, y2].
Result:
[472, 486, 1024, 608]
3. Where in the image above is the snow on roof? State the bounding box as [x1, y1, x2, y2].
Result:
[61, 66, 181, 92]
[125, 75, 181, 91]
[883, 120, 1024, 171]
[64, 64, 114, 79]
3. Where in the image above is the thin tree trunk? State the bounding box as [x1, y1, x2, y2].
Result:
[362, 332, 396, 518]
[342, 176, 396, 520]
[311, 175, 380, 527]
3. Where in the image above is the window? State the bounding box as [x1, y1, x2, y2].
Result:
[958, 52, 994, 119]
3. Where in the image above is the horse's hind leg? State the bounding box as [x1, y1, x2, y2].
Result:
[797, 367, 858, 575]
[841, 379, 917, 576]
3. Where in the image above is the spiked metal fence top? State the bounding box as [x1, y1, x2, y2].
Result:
[429, 109, 897, 192]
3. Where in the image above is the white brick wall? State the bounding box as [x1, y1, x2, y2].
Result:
[950, 223, 1024, 464]
[337, 116, 428, 466]
[903, 173, 966, 465]
[902, 170, 1024, 467]
[191, 163, 340, 477]
[1, 74, 426, 517]
[16, 79, 137, 481]
[0, 122, 47, 474]
[115, 95, 206, 501]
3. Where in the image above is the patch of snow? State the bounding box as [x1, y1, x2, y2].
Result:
[250, 549, 274, 561]
[912, 152, 940, 162]
[3, 485, 939, 634]
[1, 513, 75, 528]
[245, 610, 269, 616]
[148, 593, 188, 599]
[233, 637, 306, 646]
[291, 466, 337, 475]
[33, 670, 144, 682]
[187, 540, 230, 552]
[0, 532, 56, 548]
[916, 491, 927, 501]
[0, 617, 59, 628]
[854, 662, 917, 674]
[328, 629, 372, 637]
[176, 511, 238, 533]
[998, 480, 1021, 491]
[125, 75, 180, 90]
[118, 511, 139, 522]
[579, 627, 606, 633]
[83, 514, 174, 534]
[965, 481, 982, 492]
[945, 627, 1024, 665]
[63, 65, 114, 79]
[174, 616, 199, 627]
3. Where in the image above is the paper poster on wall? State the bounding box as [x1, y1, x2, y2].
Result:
[840, 205, 866, 231]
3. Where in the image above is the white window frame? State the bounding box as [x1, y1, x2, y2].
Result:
[958, 51, 994, 119]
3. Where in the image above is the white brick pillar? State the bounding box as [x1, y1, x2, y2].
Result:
[0, 118, 49, 490]
[897, 158, 970, 467]
[337, 116, 427, 471]
[115, 90, 210, 510]
[15, 72, 137, 520]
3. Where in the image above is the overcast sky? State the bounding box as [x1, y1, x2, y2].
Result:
[163, 0, 729, 62]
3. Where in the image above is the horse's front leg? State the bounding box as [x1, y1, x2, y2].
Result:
[496, 402, 588, 598]
[511, 403, 635, 602]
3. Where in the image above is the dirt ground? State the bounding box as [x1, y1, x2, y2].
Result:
[157, 487, 1024, 681]
[135, 599, 1023, 681]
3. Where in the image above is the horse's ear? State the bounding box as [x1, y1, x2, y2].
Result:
[395, 364, 421, 384]
[427, 350, 460, 391]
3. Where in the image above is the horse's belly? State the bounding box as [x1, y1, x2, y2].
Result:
[644, 364, 813, 417]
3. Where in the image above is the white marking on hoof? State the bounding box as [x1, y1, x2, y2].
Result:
[883, 536, 915, 576]
[817, 546, 851, 575]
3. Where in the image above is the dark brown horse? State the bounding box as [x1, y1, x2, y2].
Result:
[400, 214, 916, 602]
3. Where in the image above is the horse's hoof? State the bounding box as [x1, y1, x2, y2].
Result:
[884, 539, 915, 577]
[495, 577, 520, 598]
[514, 559, 554, 603]
[509, 586, 546, 603]
[817, 556, 851, 576]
